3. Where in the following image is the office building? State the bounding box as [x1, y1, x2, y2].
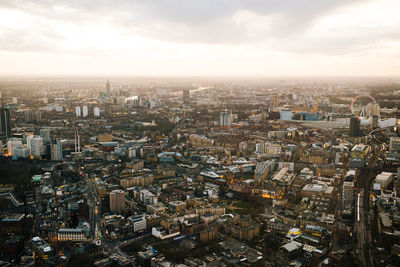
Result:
[7, 139, 22, 156]
[40, 128, 51, 144]
[35, 110, 42, 122]
[28, 136, 44, 158]
[0, 107, 12, 138]
[349, 117, 360, 137]
[13, 147, 29, 159]
[110, 190, 125, 213]
[128, 215, 147, 233]
[219, 111, 231, 127]
[106, 80, 110, 95]
[50, 139, 63, 161]
[24, 110, 34, 122]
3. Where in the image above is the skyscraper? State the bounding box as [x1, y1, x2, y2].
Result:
[349, 117, 361, 137]
[82, 105, 88, 117]
[40, 128, 51, 144]
[28, 136, 44, 158]
[219, 111, 231, 127]
[0, 107, 12, 139]
[110, 190, 125, 213]
[106, 80, 110, 95]
[50, 138, 63, 161]
[183, 89, 190, 104]
[94, 106, 100, 117]
[75, 106, 81, 117]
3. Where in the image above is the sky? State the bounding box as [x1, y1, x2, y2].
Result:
[0, 0, 399, 77]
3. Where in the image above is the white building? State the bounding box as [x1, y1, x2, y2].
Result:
[27, 136, 43, 158]
[375, 172, 394, 190]
[7, 139, 22, 156]
[82, 105, 88, 117]
[75, 106, 81, 117]
[128, 215, 147, 233]
[94, 106, 100, 117]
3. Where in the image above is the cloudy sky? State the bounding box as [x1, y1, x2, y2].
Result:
[0, 0, 399, 77]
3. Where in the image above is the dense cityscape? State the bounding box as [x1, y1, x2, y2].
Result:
[0, 77, 399, 266]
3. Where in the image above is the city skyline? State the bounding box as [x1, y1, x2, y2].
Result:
[0, 0, 400, 77]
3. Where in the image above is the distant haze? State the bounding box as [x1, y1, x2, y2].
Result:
[0, 0, 399, 77]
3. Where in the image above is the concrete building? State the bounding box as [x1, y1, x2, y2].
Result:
[6, 139, 22, 156]
[40, 128, 51, 144]
[27, 136, 44, 158]
[109, 190, 125, 214]
[0, 107, 11, 139]
[128, 215, 147, 233]
[50, 139, 63, 161]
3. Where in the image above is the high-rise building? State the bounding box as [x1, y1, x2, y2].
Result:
[183, 89, 190, 104]
[35, 110, 42, 122]
[50, 138, 63, 161]
[82, 105, 88, 117]
[28, 136, 43, 158]
[75, 106, 81, 117]
[349, 117, 361, 137]
[109, 190, 125, 213]
[40, 128, 51, 144]
[94, 106, 100, 117]
[219, 111, 231, 127]
[106, 80, 110, 95]
[12, 147, 29, 159]
[24, 110, 34, 123]
[6, 139, 22, 156]
[0, 107, 12, 139]
[365, 102, 380, 118]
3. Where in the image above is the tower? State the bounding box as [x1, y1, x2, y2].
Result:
[110, 190, 125, 213]
[106, 80, 110, 95]
[183, 89, 190, 104]
[219, 110, 231, 127]
[75, 106, 81, 117]
[40, 128, 51, 144]
[94, 106, 100, 117]
[0, 107, 12, 139]
[82, 105, 88, 117]
[50, 138, 63, 161]
[74, 128, 81, 153]
[349, 117, 360, 137]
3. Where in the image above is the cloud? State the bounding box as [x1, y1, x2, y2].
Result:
[0, 0, 399, 76]
[0, 0, 366, 45]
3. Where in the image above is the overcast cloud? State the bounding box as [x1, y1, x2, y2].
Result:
[0, 0, 399, 76]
